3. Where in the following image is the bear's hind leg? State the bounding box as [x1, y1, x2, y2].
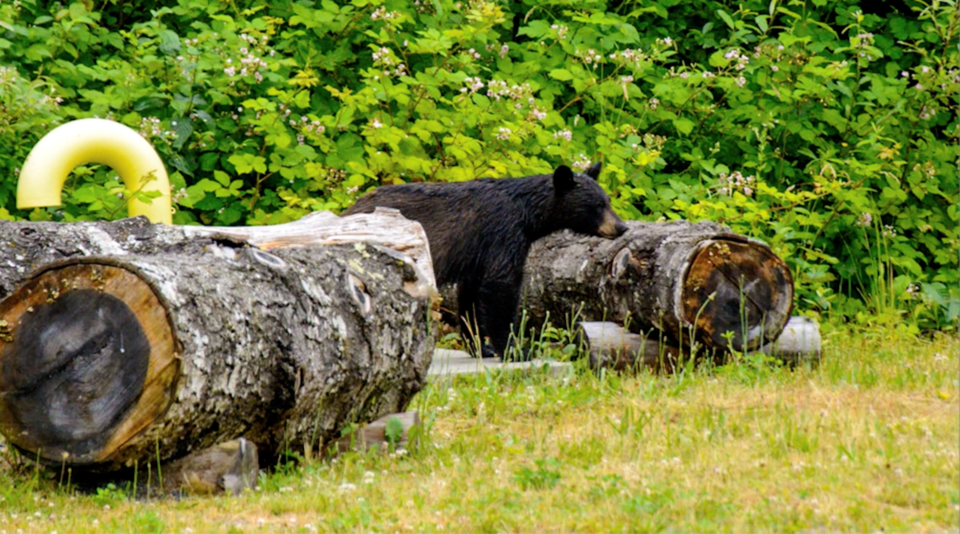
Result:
[455, 285, 487, 358]
[476, 277, 528, 360]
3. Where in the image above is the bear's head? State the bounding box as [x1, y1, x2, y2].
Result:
[551, 162, 628, 239]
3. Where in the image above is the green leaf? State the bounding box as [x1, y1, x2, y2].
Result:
[673, 118, 695, 136]
[776, 7, 802, 20]
[213, 171, 231, 187]
[717, 10, 735, 30]
[170, 117, 192, 150]
[549, 69, 574, 81]
[385, 417, 404, 445]
[158, 29, 181, 56]
[756, 15, 768, 33]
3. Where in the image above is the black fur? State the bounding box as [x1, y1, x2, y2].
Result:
[343, 163, 627, 357]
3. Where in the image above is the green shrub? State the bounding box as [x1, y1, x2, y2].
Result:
[0, 0, 956, 329]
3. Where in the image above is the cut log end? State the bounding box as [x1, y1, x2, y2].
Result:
[681, 239, 793, 351]
[0, 263, 178, 466]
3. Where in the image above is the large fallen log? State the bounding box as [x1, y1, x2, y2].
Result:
[513, 220, 793, 353]
[0, 209, 435, 301]
[0, 210, 435, 472]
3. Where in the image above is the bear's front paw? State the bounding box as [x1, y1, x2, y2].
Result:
[480, 343, 499, 359]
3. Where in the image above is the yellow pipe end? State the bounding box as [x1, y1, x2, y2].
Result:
[17, 118, 173, 224]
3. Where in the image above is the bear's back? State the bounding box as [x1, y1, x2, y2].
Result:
[343, 177, 547, 285]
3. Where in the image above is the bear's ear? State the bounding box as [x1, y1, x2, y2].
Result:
[553, 165, 577, 192]
[585, 161, 602, 180]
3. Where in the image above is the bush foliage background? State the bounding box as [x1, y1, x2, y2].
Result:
[0, 0, 956, 330]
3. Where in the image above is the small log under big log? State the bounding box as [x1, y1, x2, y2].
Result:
[578, 316, 821, 372]
[0, 210, 435, 472]
[324, 411, 421, 458]
[161, 438, 259, 496]
[515, 220, 794, 353]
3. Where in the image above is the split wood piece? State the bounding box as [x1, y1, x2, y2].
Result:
[0, 208, 435, 302]
[0, 242, 433, 472]
[183, 209, 436, 297]
[514, 220, 794, 352]
[324, 411, 420, 457]
[161, 438, 259, 496]
[580, 316, 821, 372]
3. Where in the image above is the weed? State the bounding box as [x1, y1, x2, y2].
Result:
[513, 458, 562, 491]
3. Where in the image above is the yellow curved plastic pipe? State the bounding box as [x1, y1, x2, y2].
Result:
[17, 118, 173, 224]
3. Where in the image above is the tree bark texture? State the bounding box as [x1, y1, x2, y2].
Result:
[0, 211, 434, 471]
[0, 208, 435, 301]
[514, 220, 794, 352]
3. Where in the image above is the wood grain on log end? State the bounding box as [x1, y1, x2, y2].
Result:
[681, 239, 793, 352]
[0, 263, 178, 466]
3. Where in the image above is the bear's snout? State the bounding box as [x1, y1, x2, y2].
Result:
[598, 209, 628, 238]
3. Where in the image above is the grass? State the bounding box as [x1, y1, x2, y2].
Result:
[0, 326, 957, 533]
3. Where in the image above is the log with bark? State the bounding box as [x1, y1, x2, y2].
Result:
[0, 209, 436, 472]
[0, 209, 435, 301]
[512, 220, 794, 353]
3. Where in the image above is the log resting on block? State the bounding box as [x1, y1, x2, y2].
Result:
[516, 220, 794, 353]
[579, 316, 821, 372]
[0, 210, 435, 472]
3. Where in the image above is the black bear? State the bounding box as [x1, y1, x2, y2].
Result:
[343, 162, 627, 358]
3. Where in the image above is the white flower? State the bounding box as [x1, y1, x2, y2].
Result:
[572, 154, 591, 171]
[462, 76, 485, 93]
[371, 119, 383, 129]
[372, 47, 394, 66]
[582, 49, 602, 65]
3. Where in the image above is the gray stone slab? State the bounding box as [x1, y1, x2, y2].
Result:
[428, 348, 572, 378]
